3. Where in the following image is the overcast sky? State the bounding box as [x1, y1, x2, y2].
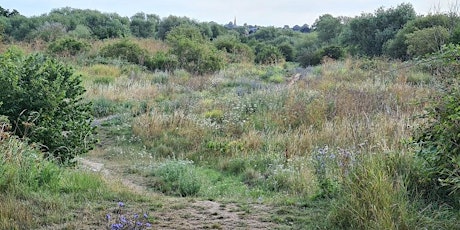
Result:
[1, 0, 456, 27]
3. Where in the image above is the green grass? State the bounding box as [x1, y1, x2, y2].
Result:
[0, 132, 152, 229]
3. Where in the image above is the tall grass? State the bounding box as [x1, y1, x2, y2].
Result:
[329, 152, 414, 229]
[0, 127, 133, 228]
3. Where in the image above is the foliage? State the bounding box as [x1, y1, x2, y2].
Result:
[145, 51, 178, 71]
[341, 3, 416, 56]
[254, 43, 284, 65]
[48, 37, 90, 56]
[412, 44, 460, 205]
[213, 34, 255, 63]
[406, 26, 449, 57]
[0, 49, 95, 164]
[313, 14, 343, 44]
[99, 39, 148, 65]
[156, 15, 194, 40]
[166, 24, 224, 74]
[129, 12, 159, 38]
[384, 14, 455, 59]
[329, 153, 414, 229]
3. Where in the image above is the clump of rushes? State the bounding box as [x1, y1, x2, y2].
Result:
[106, 201, 152, 230]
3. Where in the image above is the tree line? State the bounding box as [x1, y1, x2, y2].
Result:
[1, 3, 460, 66]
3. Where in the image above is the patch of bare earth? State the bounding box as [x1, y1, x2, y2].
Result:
[78, 155, 276, 230]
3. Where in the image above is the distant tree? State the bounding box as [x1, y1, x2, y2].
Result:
[406, 26, 450, 57]
[209, 22, 227, 38]
[384, 14, 454, 59]
[85, 11, 130, 39]
[300, 24, 311, 33]
[68, 24, 92, 39]
[4, 15, 40, 41]
[157, 15, 193, 40]
[313, 14, 342, 44]
[130, 12, 159, 38]
[342, 3, 416, 56]
[32, 21, 67, 42]
[0, 6, 19, 17]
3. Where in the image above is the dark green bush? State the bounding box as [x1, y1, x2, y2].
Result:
[145, 51, 178, 72]
[166, 24, 225, 74]
[254, 43, 284, 65]
[0, 48, 96, 164]
[99, 39, 148, 65]
[47, 37, 90, 56]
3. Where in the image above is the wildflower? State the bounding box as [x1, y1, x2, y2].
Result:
[111, 223, 123, 230]
[106, 214, 111, 221]
[136, 221, 143, 226]
[118, 201, 125, 207]
[143, 213, 148, 219]
[145, 223, 152, 227]
[134, 213, 139, 219]
[120, 215, 128, 224]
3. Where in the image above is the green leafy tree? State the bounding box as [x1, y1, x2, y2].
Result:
[384, 14, 452, 59]
[313, 14, 343, 44]
[0, 48, 96, 164]
[342, 3, 416, 56]
[157, 15, 194, 40]
[130, 12, 159, 38]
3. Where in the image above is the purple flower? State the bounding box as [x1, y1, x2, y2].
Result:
[120, 215, 128, 224]
[111, 223, 123, 230]
[134, 213, 139, 219]
[145, 223, 152, 227]
[118, 201, 125, 207]
[136, 221, 143, 226]
[106, 214, 111, 221]
[143, 213, 148, 219]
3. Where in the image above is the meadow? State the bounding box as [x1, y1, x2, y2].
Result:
[1, 35, 459, 229]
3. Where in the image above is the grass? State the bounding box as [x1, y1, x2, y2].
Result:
[2, 42, 459, 228]
[0, 126, 156, 229]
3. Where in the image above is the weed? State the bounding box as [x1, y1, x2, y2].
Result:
[106, 201, 152, 230]
[150, 160, 202, 197]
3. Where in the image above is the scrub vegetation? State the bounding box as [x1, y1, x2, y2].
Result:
[0, 3, 459, 229]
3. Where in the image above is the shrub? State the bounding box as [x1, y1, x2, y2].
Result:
[254, 43, 285, 65]
[413, 45, 460, 205]
[213, 35, 255, 63]
[166, 24, 225, 74]
[145, 51, 178, 72]
[0, 48, 96, 164]
[99, 39, 148, 65]
[47, 37, 90, 56]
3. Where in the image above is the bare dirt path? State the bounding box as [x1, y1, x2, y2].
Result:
[78, 147, 277, 229]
